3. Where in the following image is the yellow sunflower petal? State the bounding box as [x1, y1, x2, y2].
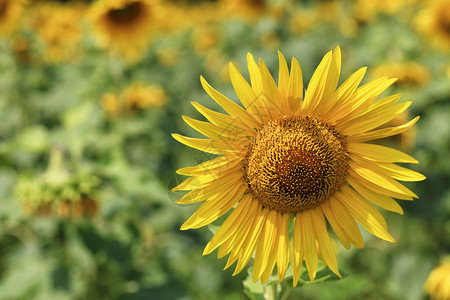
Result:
[203, 194, 253, 255]
[292, 213, 304, 287]
[342, 101, 412, 136]
[233, 206, 268, 275]
[182, 115, 250, 144]
[350, 160, 418, 198]
[277, 50, 290, 110]
[320, 67, 367, 118]
[277, 213, 290, 282]
[200, 76, 260, 130]
[321, 202, 352, 249]
[338, 93, 400, 127]
[247, 53, 275, 120]
[347, 176, 404, 215]
[181, 183, 246, 230]
[253, 209, 278, 281]
[337, 187, 395, 243]
[352, 155, 425, 182]
[287, 57, 303, 115]
[302, 210, 318, 281]
[311, 208, 340, 277]
[312, 46, 341, 116]
[173, 166, 241, 192]
[191, 101, 254, 136]
[302, 50, 333, 115]
[176, 155, 241, 176]
[348, 169, 414, 201]
[172, 134, 243, 155]
[229, 62, 264, 123]
[328, 197, 365, 248]
[347, 116, 420, 143]
[259, 58, 284, 116]
[218, 198, 260, 259]
[349, 143, 418, 163]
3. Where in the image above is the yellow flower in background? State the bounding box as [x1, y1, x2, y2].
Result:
[101, 92, 121, 117]
[87, 0, 156, 62]
[32, 2, 86, 63]
[192, 25, 222, 55]
[415, 0, 450, 50]
[353, 0, 417, 23]
[370, 62, 431, 87]
[220, 0, 267, 21]
[101, 83, 167, 117]
[172, 47, 424, 285]
[122, 83, 168, 112]
[424, 261, 450, 300]
[0, 0, 24, 36]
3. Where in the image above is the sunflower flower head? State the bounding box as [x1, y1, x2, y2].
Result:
[424, 260, 450, 300]
[15, 147, 100, 218]
[87, 0, 156, 62]
[32, 2, 85, 63]
[172, 47, 424, 286]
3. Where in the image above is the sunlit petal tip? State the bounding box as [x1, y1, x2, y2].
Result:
[247, 52, 256, 64]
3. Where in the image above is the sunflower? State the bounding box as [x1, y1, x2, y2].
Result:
[87, 0, 156, 61]
[220, 0, 267, 21]
[172, 47, 425, 286]
[15, 147, 100, 218]
[370, 62, 431, 87]
[424, 261, 450, 300]
[415, 0, 450, 50]
[122, 82, 167, 112]
[0, 0, 24, 36]
[32, 2, 86, 63]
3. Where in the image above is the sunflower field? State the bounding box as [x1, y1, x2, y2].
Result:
[0, 0, 449, 299]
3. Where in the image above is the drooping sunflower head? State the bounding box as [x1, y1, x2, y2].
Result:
[87, 0, 156, 61]
[172, 47, 424, 286]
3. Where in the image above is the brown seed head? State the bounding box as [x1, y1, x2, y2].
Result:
[243, 116, 349, 214]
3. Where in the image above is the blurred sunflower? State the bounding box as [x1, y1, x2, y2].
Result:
[101, 92, 121, 117]
[32, 2, 86, 63]
[87, 0, 156, 61]
[220, 0, 266, 21]
[424, 261, 450, 300]
[122, 83, 167, 112]
[370, 62, 431, 87]
[353, 0, 416, 23]
[0, 0, 24, 36]
[101, 83, 167, 117]
[172, 47, 424, 285]
[415, 0, 450, 50]
[15, 147, 100, 218]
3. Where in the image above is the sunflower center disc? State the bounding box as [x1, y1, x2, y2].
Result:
[243, 116, 349, 214]
[107, 2, 144, 25]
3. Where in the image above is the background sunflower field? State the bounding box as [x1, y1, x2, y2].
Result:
[0, 0, 449, 299]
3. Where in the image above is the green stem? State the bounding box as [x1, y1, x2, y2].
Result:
[263, 284, 277, 300]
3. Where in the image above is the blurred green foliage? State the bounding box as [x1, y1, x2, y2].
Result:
[0, 0, 449, 299]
